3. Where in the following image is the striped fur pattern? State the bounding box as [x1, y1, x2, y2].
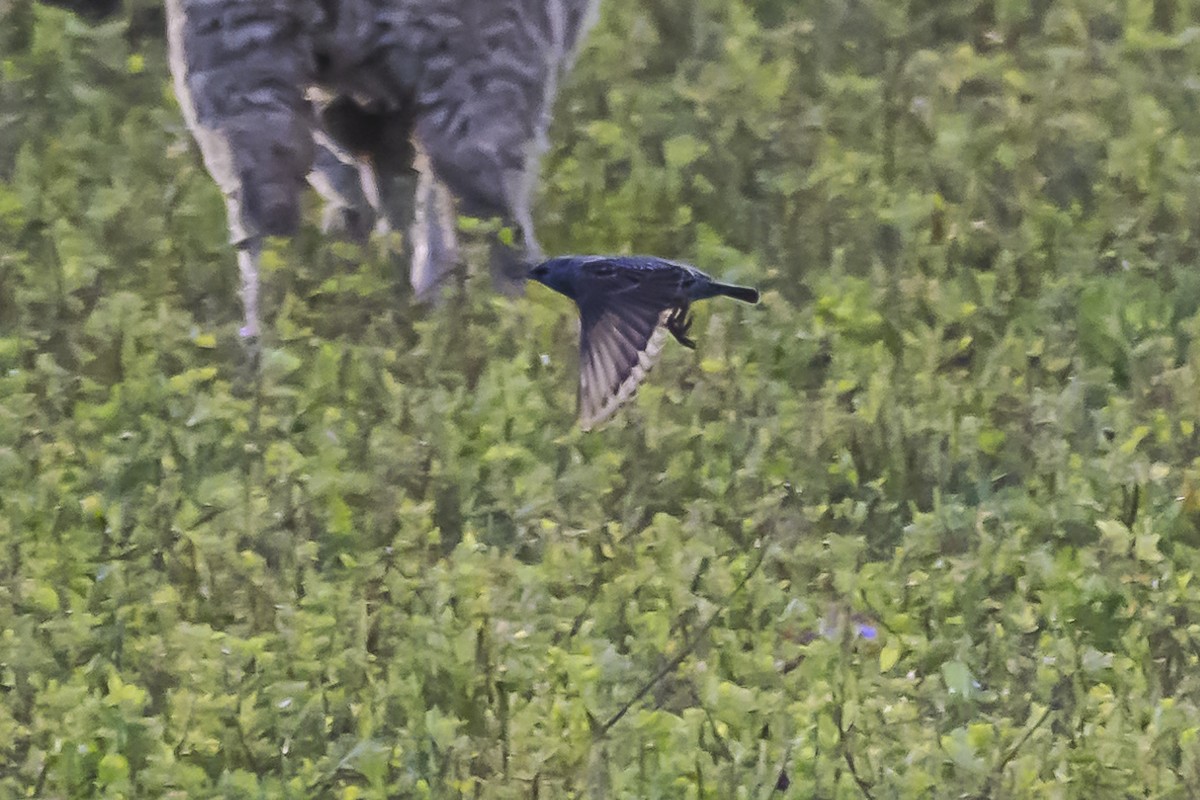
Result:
[47, 0, 601, 334]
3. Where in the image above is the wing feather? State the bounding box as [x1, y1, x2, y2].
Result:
[578, 306, 672, 430]
[571, 259, 689, 430]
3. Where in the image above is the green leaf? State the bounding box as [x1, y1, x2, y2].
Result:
[663, 134, 706, 169]
[96, 753, 129, 786]
[879, 640, 901, 673]
[941, 660, 974, 697]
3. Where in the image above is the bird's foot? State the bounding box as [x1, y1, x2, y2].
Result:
[666, 306, 696, 349]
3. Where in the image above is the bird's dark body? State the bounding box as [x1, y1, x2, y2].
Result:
[530, 255, 759, 428]
[533, 255, 750, 301]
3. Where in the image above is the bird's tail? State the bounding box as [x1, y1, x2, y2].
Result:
[711, 282, 760, 304]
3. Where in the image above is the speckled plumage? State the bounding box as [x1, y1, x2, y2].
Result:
[530, 255, 760, 429]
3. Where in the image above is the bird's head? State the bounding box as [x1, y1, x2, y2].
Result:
[528, 257, 583, 300]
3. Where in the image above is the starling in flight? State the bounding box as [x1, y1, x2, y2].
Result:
[529, 255, 760, 429]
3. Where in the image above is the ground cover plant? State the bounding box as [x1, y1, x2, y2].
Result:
[3, 0, 1200, 796]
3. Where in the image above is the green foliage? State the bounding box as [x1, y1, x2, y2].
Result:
[4, 0, 1200, 796]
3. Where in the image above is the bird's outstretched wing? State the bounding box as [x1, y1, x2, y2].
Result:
[575, 265, 684, 430]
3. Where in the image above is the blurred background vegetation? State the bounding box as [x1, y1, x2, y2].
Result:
[3, 0, 1200, 795]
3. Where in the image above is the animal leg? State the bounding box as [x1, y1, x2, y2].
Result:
[410, 0, 600, 295]
[235, 240, 262, 340]
[488, 189, 541, 297]
[308, 137, 376, 243]
[665, 305, 696, 349]
[317, 96, 448, 299]
[166, 0, 315, 339]
[409, 154, 459, 301]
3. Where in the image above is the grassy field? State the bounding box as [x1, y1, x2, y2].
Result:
[3, 0, 1200, 796]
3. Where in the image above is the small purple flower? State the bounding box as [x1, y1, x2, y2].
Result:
[854, 622, 878, 641]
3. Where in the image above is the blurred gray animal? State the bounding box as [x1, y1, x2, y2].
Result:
[42, 0, 599, 337]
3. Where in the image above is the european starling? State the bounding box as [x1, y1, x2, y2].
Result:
[530, 255, 759, 429]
